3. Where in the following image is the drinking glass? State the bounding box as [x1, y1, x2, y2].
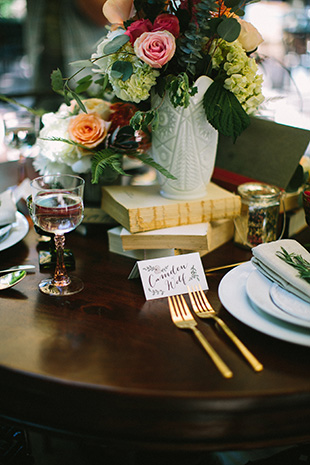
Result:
[3, 109, 40, 160]
[30, 175, 85, 296]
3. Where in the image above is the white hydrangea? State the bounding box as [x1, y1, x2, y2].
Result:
[32, 105, 92, 175]
[210, 39, 264, 115]
[93, 39, 159, 103]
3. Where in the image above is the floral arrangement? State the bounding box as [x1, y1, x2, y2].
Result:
[33, 97, 170, 181]
[38, 0, 264, 181]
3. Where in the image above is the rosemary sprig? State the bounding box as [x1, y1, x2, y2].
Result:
[276, 247, 310, 283]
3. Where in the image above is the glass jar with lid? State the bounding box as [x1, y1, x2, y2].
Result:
[234, 182, 284, 249]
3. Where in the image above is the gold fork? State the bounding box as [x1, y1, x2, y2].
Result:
[188, 285, 263, 372]
[168, 294, 233, 378]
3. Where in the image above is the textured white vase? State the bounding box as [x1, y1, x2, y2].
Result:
[151, 77, 218, 200]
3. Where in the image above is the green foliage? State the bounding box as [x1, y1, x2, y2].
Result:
[130, 109, 159, 132]
[51, 68, 64, 93]
[75, 75, 93, 93]
[203, 80, 250, 141]
[167, 73, 198, 108]
[0, 95, 45, 117]
[111, 60, 133, 81]
[217, 16, 241, 42]
[276, 247, 310, 283]
[103, 34, 129, 54]
[91, 149, 127, 183]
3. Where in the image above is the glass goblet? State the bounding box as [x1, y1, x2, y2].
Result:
[3, 109, 40, 160]
[30, 174, 85, 296]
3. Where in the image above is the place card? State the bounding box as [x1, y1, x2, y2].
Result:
[130, 252, 208, 300]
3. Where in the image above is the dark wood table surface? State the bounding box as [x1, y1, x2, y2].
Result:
[0, 160, 310, 453]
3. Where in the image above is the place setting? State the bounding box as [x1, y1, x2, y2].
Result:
[219, 238, 310, 347]
[0, 186, 29, 253]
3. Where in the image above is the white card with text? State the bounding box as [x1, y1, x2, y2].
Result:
[137, 252, 208, 300]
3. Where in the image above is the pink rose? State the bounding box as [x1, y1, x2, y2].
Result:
[68, 113, 109, 149]
[125, 19, 153, 44]
[134, 31, 176, 68]
[237, 18, 263, 52]
[152, 14, 180, 38]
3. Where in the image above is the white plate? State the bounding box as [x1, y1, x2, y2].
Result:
[270, 284, 310, 323]
[218, 262, 310, 347]
[0, 212, 29, 252]
[246, 270, 310, 329]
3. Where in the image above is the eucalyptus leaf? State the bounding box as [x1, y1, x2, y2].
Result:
[70, 91, 87, 112]
[111, 61, 133, 81]
[217, 17, 241, 42]
[77, 75, 93, 84]
[75, 81, 92, 93]
[103, 34, 129, 55]
[223, 0, 241, 8]
[69, 59, 94, 68]
[231, 7, 245, 16]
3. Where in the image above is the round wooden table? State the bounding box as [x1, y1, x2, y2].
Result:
[0, 214, 310, 452]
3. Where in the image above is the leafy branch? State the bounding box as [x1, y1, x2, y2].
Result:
[276, 247, 310, 283]
[0, 94, 45, 117]
[51, 34, 131, 113]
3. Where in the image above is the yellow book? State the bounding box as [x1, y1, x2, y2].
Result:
[121, 219, 234, 251]
[102, 183, 241, 233]
[108, 220, 234, 260]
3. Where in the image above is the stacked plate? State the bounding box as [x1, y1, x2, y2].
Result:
[218, 262, 310, 347]
[0, 212, 29, 252]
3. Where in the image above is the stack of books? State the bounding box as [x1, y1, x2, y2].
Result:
[101, 182, 241, 259]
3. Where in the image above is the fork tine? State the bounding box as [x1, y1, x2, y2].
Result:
[168, 296, 180, 322]
[188, 286, 207, 314]
[197, 284, 213, 310]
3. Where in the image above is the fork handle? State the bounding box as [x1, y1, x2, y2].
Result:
[215, 317, 263, 372]
[192, 327, 233, 379]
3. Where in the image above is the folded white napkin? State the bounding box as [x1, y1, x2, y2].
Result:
[251, 239, 310, 303]
[0, 189, 17, 226]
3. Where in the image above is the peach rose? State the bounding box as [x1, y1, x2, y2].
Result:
[237, 18, 263, 52]
[68, 113, 109, 149]
[134, 31, 176, 68]
[103, 0, 135, 24]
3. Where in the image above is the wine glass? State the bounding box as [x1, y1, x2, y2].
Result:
[2, 109, 40, 159]
[2, 109, 40, 182]
[30, 174, 85, 296]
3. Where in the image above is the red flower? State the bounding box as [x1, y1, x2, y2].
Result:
[152, 14, 180, 38]
[125, 19, 153, 44]
[109, 102, 138, 133]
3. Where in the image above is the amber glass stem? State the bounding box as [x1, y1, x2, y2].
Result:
[53, 234, 71, 287]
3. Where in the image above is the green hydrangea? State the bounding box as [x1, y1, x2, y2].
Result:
[210, 39, 264, 115]
[94, 41, 159, 103]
